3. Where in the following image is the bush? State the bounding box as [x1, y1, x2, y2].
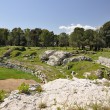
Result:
[14, 47, 20, 50]
[30, 52, 37, 56]
[39, 103, 47, 109]
[36, 85, 43, 93]
[4, 47, 10, 50]
[67, 63, 73, 70]
[57, 107, 61, 110]
[0, 90, 5, 102]
[67, 106, 85, 110]
[19, 46, 26, 51]
[18, 83, 30, 94]
[27, 47, 31, 49]
[14, 46, 26, 51]
[11, 51, 21, 57]
[89, 103, 110, 110]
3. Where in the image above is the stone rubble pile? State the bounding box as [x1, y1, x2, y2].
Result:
[0, 78, 110, 110]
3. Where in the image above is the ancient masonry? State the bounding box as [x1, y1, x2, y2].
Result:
[0, 61, 47, 83]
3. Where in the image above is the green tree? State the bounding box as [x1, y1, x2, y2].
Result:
[101, 21, 110, 47]
[93, 30, 105, 51]
[30, 28, 42, 46]
[0, 28, 9, 45]
[84, 29, 95, 50]
[10, 28, 25, 46]
[24, 28, 31, 46]
[84, 29, 105, 51]
[40, 29, 54, 47]
[54, 35, 59, 47]
[58, 32, 69, 49]
[70, 27, 84, 49]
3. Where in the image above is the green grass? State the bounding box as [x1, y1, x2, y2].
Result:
[1, 46, 110, 81]
[88, 51, 110, 60]
[0, 67, 41, 82]
[0, 46, 12, 57]
[7, 47, 66, 81]
[63, 61, 107, 79]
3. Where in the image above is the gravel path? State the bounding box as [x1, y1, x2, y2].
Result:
[0, 79, 37, 92]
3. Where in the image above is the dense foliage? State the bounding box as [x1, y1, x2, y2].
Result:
[18, 83, 30, 94]
[0, 90, 5, 102]
[0, 21, 110, 50]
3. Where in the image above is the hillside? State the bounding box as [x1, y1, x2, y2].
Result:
[0, 46, 110, 109]
[0, 46, 110, 82]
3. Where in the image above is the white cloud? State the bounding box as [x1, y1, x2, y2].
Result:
[59, 24, 97, 34]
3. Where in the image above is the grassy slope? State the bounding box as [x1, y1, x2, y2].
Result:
[9, 47, 66, 81]
[88, 51, 110, 60]
[0, 46, 110, 81]
[0, 67, 41, 82]
[64, 61, 105, 79]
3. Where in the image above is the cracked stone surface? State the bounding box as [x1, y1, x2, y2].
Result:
[0, 78, 110, 110]
[97, 56, 110, 67]
[41, 50, 91, 66]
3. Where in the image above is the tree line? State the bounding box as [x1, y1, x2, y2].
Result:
[0, 21, 110, 51]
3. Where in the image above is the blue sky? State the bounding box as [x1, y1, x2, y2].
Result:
[0, 0, 110, 34]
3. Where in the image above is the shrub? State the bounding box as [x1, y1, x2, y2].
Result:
[103, 81, 110, 87]
[15, 51, 21, 57]
[11, 51, 21, 57]
[4, 47, 10, 50]
[19, 46, 26, 51]
[27, 47, 31, 49]
[91, 103, 110, 110]
[36, 85, 43, 93]
[0, 90, 5, 102]
[67, 104, 86, 110]
[18, 83, 30, 94]
[39, 103, 47, 109]
[67, 106, 85, 110]
[30, 52, 37, 56]
[90, 103, 102, 110]
[66, 63, 73, 70]
[89, 102, 110, 110]
[14, 47, 20, 50]
[14, 46, 26, 51]
[57, 107, 61, 110]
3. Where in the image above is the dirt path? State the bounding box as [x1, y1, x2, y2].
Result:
[0, 79, 37, 92]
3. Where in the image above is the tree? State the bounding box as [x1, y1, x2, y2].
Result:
[53, 35, 59, 47]
[58, 33, 69, 49]
[29, 28, 42, 46]
[70, 27, 84, 49]
[24, 28, 31, 46]
[84, 29, 105, 51]
[93, 30, 105, 51]
[10, 28, 25, 46]
[101, 21, 110, 47]
[0, 28, 9, 46]
[40, 29, 54, 47]
[0, 20, 109, 49]
[84, 29, 94, 50]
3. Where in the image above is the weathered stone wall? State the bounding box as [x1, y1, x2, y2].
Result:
[0, 62, 47, 83]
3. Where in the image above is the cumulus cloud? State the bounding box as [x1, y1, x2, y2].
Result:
[59, 24, 97, 34]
